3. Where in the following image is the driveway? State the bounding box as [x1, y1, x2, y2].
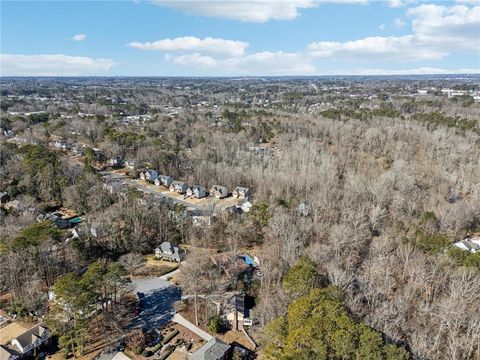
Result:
[129, 277, 181, 330]
[172, 313, 213, 341]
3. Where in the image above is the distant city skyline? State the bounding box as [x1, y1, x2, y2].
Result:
[1, 0, 479, 76]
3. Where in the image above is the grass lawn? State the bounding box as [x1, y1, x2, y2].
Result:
[131, 256, 179, 277]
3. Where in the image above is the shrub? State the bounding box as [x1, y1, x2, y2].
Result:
[161, 330, 179, 345]
[208, 315, 224, 334]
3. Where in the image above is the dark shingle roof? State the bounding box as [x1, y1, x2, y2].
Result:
[190, 338, 230, 360]
[13, 325, 48, 351]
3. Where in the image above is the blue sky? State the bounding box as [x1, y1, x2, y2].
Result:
[1, 0, 479, 76]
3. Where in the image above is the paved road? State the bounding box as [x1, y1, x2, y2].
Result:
[129, 277, 181, 330]
[172, 313, 213, 341]
[100, 171, 213, 211]
[159, 268, 180, 280]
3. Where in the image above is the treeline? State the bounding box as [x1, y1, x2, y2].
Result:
[46, 260, 127, 358]
[263, 258, 410, 360]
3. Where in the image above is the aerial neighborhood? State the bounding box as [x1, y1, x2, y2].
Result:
[0, 75, 479, 360]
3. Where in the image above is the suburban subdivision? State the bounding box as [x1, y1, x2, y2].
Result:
[0, 75, 479, 360]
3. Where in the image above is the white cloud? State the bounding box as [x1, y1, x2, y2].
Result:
[307, 35, 446, 61]
[131, 3, 478, 75]
[348, 67, 480, 75]
[388, 0, 418, 8]
[394, 18, 406, 27]
[379, 23, 386, 31]
[166, 53, 219, 68]
[128, 36, 248, 56]
[455, 0, 480, 4]
[167, 51, 316, 75]
[72, 34, 87, 41]
[0, 54, 115, 76]
[152, 0, 368, 23]
[408, 4, 480, 51]
[306, 3, 479, 61]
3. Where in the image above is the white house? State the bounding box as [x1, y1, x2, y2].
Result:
[10, 324, 50, 355]
[107, 157, 124, 167]
[140, 169, 158, 182]
[0, 345, 18, 360]
[453, 236, 480, 253]
[155, 241, 181, 262]
[125, 160, 138, 170]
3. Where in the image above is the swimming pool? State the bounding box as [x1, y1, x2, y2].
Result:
[240, 255, 255, 267]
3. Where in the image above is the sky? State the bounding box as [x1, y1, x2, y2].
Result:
[1, 0, 479, 76]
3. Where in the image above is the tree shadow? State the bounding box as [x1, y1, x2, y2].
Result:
[128, 285, 181, 331]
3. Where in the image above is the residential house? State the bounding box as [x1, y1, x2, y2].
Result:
[190, 337, 231, 360]
[103, 181, 122, 194]
[125, 160, 138, 170]
[90, 223, 107, 238]
[3, 130, 15, 138]
[210, 185, 228, 199]
[169, 181, 189, 194]
[232, 187, 251, 200]
[48, 140, 71, 150]
[186, 185, 206, 199]
[0, 346, 18, 360]
[188, 209, 214, 227]
[225, 294, 252, 331]
[154, 175, 173, 187]
[453, 236, 480, 253]
[139, 169, 158, 182]
[107, 157, 124, 167]
[211, 252, 251, 279]
[297, 202, 312, 216]
[71, 144, 86, 155]
[53, 217, 71, 230]
[3, 200, 20, 211]
[10, 324, 50, 356]
[154, 241, 181, 262]
[238, 201, 252, 213]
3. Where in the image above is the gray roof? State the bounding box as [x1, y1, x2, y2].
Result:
[228, 294, 246, 315]
[234, 187, 250, 194]
[462, 240, 480, 251]
[171, 180, 187, 186]
[0, 345, 18, 360]
[190, 338, 230, 360]
[13, 324, 48, 351]
[156, 241, 181, 261]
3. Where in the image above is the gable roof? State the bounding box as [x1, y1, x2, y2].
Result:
[171, 180, 187, 186]
[12, 324, 48, 352]
[155, 241, 181, 261]
[0, 345, 18, 360]
[190, 338, 230, 360]
[227, 294, 246, 315]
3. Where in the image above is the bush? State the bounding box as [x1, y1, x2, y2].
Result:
[141, 350, 152, 357]
[161, 330, 179, 345]
[208, 315, 224, 334]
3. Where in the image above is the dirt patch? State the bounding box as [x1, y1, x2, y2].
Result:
[0, 321, 30, 344]
[218, 330, 255, 351]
